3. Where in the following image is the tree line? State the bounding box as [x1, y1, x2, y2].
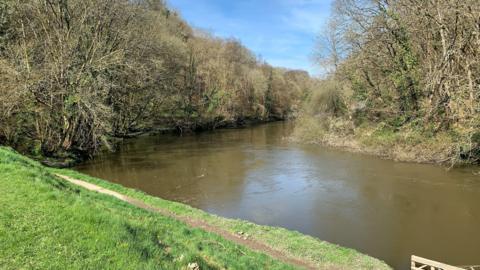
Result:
[301, 0, 480, 164]
[0, 0, 314, 160]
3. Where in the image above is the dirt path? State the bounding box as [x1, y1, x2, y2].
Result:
[55, 174, 317, 270]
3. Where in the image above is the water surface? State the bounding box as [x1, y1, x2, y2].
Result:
[77, 122, 480, 269]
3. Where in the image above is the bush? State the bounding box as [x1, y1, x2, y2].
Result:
[307, 78, 347, 117]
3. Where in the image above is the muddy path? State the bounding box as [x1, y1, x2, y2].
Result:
[55, 174, 317, 270]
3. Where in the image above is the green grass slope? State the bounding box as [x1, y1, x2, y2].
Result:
[0, 147, 391, 269]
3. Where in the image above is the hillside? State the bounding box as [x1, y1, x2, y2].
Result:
[294, 0, 480, 165]
[0, 0, 314, 162]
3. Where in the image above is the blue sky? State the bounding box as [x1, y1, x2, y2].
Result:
[166, 0, 333, 75]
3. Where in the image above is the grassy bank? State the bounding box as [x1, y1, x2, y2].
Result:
[0, 147, 390, 269]
[292, 115, 473, 166]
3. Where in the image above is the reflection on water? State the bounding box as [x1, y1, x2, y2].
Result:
[77, 122, 480, 269]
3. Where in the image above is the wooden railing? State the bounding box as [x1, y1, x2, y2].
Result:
[412, 256, 480, 270]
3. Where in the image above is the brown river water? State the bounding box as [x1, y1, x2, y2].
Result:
[76, 122, 480, 269]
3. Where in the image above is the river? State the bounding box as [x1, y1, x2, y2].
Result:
[76, 122, 480, 269]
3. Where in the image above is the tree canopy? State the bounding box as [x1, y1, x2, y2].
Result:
[0, 0, 315, 159]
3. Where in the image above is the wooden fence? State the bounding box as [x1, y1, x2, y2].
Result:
[412, 256, 480, 270]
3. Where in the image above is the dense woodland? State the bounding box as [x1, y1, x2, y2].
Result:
[0, 0, 314, 160]
[297, 0, 480, 164]
[2, 0, 479, 165]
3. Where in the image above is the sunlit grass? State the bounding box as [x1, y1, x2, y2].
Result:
[0, 147, 391, 269]
[0, 147, 293, 269]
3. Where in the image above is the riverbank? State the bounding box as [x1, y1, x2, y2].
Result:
[291, 115, 476, 166]
[0, 147, 390, 269]
[36, 117, 286, 168]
